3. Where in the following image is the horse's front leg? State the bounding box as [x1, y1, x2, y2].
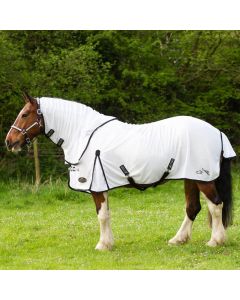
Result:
[91, 191, 114, 250]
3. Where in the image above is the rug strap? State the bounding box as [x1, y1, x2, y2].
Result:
[220, 131, 224, 158]
[151, 158, 175, 188]
[127, 177, 148, 191]
[46, 129, 55, 138]
[90, 150, 110, 190]
[120, 158, 175, 191]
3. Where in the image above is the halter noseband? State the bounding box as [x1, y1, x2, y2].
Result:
[10, 102, 43, 146]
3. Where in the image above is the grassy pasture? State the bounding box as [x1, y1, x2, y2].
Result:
[0, 175, 239, 270]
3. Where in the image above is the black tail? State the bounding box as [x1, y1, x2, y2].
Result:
[215, 158, 233, 228]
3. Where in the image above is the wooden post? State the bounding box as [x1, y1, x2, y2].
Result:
[33, 138, 41, 186]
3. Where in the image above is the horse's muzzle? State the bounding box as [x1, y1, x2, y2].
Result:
[5, 139, 21, 152]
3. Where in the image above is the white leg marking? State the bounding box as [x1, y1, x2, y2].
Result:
[206, 199, 226, 247]
[95, 192, 114, 251]
[168, 214, 193, 245]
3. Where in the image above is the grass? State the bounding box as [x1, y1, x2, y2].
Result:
[0, 175, 239, 270]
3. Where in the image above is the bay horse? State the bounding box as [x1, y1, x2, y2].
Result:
[5, 93, 236, 250]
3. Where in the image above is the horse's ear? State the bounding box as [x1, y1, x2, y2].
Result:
[23, 91, 35, 104]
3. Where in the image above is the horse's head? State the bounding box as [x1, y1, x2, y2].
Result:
[5, 93, 44, 152]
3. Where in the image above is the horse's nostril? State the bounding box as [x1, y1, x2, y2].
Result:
[5, 139, 11, 151]
[5, 139, 10, 147]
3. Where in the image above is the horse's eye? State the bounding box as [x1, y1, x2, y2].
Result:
[22, 113, 28, 118]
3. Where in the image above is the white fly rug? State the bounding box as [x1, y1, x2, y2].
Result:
[38, 97, 236, 193]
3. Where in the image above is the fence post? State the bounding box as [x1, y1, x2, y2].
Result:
[33, 138, 41, 186]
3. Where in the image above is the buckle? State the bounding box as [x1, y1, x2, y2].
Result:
[26, 137, 31, 144]
[37, 109, 42, 115]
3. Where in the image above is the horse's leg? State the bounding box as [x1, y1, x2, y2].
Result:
[168, 179, 201, 245]
[197, 181, 225, 247]
[91, 191, 114, 250]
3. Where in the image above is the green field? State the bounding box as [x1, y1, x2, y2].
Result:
[0, 176, 239, 270]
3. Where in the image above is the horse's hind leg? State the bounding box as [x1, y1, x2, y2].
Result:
[91, 191, 114, 250]
[169, 179, 201, 245]
[197, 182, 225, 247]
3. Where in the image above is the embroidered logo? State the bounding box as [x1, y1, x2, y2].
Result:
[196, 168, 210, 175]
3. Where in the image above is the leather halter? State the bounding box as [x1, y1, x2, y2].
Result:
[10, 102, 43, 146]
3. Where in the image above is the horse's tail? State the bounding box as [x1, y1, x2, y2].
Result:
[213, 158, 233, 228]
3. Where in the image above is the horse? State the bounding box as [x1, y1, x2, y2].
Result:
[5, 93, 236, 250]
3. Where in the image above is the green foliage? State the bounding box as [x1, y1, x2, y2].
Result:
[32, 44, 111, 104]
[0, 30, 240, 181]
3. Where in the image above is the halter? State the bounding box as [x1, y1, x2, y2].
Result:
[10, 100, 43, 146]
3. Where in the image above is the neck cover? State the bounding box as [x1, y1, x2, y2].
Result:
[39, 97, 115, 164]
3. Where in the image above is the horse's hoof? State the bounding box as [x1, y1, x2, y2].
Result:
[168, 235, 189, 245]
[206, 237, 225, 247]
[206, 240, 218, 247]
[95, 241, 113, 251]
[168, 238, 183, 245]
[168, 238, 179, 245]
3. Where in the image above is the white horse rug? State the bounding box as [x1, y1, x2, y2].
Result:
[38, 97, 236, 193]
